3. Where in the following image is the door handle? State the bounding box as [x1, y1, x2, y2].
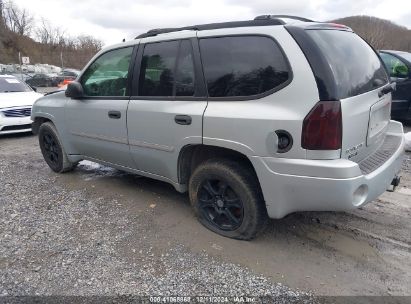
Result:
[175, 115, 192, 125]
[108, 110, 121, 119]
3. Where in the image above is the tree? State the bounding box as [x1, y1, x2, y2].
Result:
[0, 0, 103, 67]
[35, 18, 65, 45]
[334, 16, 411, 52]
[0, 0, 4, 25]
[76, 35, 103, 53]
[2, 0, 34, 36]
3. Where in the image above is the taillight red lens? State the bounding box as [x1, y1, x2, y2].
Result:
[302, 100, 342, 150]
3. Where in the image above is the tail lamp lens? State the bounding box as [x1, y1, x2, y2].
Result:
[302, 100, 342, 150]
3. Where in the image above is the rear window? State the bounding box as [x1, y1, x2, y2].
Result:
[0, 77, 31, 93]
[306, 30, 388, 99]
[199, 36, 290, 98]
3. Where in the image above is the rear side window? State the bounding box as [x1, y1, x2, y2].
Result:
[199, 36, 290, 98]
[306, 30, 388, 99]
[175, 40, 195, 96]
[139, 40, 195, 97]
[139, 41, 178, 96]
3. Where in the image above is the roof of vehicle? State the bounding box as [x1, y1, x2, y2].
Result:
[380, 50, 411, 55]
[62, 68, 80, 73]
[380, 50, 411, 63]
[135, 15, 352, 39]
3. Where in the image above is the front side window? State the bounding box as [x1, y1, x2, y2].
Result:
[139, 40, 196, 97]
[380, 53, 409, 78]
[81, 47, 133, 97]
[199, 36, 290, 98]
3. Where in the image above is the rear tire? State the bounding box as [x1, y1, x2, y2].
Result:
[189, 159, 267, 240]
[39, 122, 77, 173]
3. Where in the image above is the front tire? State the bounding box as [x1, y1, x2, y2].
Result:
[189, 159, 267, 240]
[39, 122, 77, 173]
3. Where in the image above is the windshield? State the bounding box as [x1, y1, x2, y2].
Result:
[0, 77, 32, 93]
[398, 52, 411, 64]
[306, 30, 389, 99]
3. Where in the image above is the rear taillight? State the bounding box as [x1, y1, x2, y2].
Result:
[302, 100, 342, 150]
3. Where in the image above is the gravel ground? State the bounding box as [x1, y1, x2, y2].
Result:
[402, 149, 411, 173]
[0, 136, 312, 302]
[401, 125, 411, 173]
[0, 133, 410, 301]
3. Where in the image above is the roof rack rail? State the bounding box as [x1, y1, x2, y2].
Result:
[135, 19, 285, 39]
[254, 15, 315, 22]
[136, 26, 197, 39]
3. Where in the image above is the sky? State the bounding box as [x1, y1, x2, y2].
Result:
[12, 0, 411, 46]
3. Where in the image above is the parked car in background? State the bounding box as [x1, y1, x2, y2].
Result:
[56, 69, 80, 86]
[32, 16, 404, 239]
[59, 68, 80, 78]
[25, 73, 59, 87]
[12, 73, 34, 82]
[0, 75, 43, 135]
[379, 50, 411, 123]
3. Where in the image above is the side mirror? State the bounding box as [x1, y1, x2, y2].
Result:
[65, 81, 84, 99]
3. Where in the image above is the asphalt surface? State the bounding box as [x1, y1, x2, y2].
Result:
[0, 126, 410, 299]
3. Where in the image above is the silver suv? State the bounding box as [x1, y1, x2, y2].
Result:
[32, 16, 405, 240]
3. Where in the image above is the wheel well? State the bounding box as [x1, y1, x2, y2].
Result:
[32, 117, 52, 135]
[178, 145, 259, 186]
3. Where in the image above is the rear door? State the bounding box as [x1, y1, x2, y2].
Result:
[290, 27, 391, 162]
[127, 38, 207, 182]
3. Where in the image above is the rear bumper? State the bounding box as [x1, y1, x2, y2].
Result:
[251, 120, 405, 219]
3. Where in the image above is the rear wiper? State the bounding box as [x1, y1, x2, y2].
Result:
[378, 83, 396, 98]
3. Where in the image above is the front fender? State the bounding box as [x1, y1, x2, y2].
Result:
[31, 113, 56, 134]
[31, 92, 78, 155]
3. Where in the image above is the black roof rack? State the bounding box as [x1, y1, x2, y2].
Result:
[254, 15, 315, 22]
[135, 18, 286, 39]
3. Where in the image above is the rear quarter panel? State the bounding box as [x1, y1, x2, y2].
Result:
[200, 26, 319, 159]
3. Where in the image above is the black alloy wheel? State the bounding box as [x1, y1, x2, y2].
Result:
[198, 179, 244, 231]
[42, 132, 60, 167]
[189, 159, 268, 240]
[38, 122, 77, 173]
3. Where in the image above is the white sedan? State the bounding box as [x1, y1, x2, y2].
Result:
[0, 75, 43, 135]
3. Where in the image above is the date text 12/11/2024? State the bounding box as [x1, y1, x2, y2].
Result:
[149, 296, 258, 303]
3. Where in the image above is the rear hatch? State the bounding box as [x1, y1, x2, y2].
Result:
[287, 24, 391, 162]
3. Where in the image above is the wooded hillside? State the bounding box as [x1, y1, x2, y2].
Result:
[333, 16, 411, 51]
[1, 0, 411, 70]
[0, 0, 103, 69]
